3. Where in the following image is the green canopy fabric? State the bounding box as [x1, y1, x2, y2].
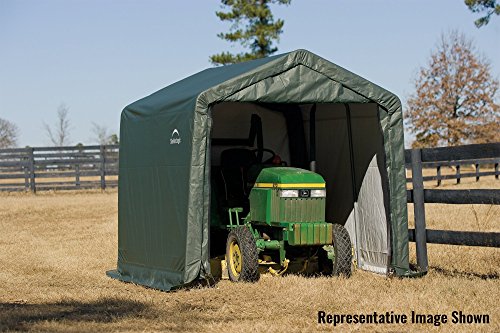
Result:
[107, 49, 411, 291]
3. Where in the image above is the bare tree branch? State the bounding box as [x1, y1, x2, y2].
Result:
[44, 104, 72, 146]
[91, 122, 109, 145]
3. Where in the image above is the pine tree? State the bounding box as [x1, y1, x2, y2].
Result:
[465, 0, 500, 27]
[406, 31, 499, 148]
[210, 0, 291, 66]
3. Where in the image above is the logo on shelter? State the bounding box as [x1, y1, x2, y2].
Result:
[170, 129, 181, 144]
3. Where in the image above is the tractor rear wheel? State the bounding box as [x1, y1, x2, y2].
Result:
[226, 226, 260, 282]
[331, 223, 353, 277]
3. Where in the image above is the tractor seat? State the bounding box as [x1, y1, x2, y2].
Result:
[219, 148, 256, 210]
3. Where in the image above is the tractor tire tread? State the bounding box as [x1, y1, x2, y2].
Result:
[227, 226, 260, 282]
[332, 223, 353, 277]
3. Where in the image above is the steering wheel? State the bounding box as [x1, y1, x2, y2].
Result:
[251, 148, 276, 164]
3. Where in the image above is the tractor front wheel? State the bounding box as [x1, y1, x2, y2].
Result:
[331, 223, 353, 277]
[226, 226, 260, 282]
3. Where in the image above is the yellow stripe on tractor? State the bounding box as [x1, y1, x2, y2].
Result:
[253, 183, 326, 189]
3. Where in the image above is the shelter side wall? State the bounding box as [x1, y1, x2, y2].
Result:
[185, 110, 211, 283]
[349, 104, 390, 273]
[117, 110, 193, 289]
[309, 103, 389, 273]
[381, 106, 410, 275]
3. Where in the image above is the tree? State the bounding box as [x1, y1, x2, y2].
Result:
[465, 0, 500, 27]
[210, 0, 291, 65]
[91, 122, 119, 145]
[44, 103, 72, 146]
[0, 118, 19, 148]
[108, 134, 119, 145]
[406, 31, 499, 148]
[91, 122, 109, 145]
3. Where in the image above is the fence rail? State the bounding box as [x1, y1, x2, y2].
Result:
[405, 142, 500, 273]
[405, 147, 499, 186]
[0, 145, 119, 192]
[408, 229, 500, 248]
[406, 189, 500, 205]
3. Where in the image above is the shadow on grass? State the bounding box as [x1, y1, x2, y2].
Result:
[431, 266, 499, 280]
[0, 297, 148, 331]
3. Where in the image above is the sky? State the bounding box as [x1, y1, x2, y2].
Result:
[1, 0, 499, 147]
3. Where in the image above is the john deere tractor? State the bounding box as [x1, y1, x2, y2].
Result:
[225, 167, 353, 281]
[211, 113, 353, 282]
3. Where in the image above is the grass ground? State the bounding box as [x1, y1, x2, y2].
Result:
[0, 178, 499, 332]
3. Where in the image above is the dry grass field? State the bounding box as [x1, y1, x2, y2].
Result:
[0, 177, 499, 332]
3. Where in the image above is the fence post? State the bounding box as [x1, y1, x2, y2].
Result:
[411, 149, 428, 272]
[436, 165, 441, 187]
[100, 145, 106, 190]
[75, 164, 80, 188]
[23, 147, 30, 191]
[28, 147, 36, 193]
[475, 163, 480, 182]
[456, 164, 461, 184]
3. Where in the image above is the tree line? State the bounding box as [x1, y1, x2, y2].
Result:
[1, 0, 498, 149]
[0, 104, 118, 149]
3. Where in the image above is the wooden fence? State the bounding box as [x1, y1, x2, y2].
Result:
[405, 142, 500, 273]
[0, 145, 119, 192]
[1, 142, 499, 272]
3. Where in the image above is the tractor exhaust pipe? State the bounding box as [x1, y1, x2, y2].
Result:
[309, 104, 317, 172]
[310, 161, 316, 172]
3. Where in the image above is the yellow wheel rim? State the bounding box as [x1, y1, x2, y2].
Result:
[229, 240, 242, 277]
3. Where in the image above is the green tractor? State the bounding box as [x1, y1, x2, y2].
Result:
[211, 114, 353, 282]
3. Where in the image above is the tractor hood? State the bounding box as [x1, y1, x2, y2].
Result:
[254, 167, 325, 186]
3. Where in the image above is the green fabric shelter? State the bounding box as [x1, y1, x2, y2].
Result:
[107, 49, 412, 291]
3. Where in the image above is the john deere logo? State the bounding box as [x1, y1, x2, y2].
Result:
[170, 129, 181, 145]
